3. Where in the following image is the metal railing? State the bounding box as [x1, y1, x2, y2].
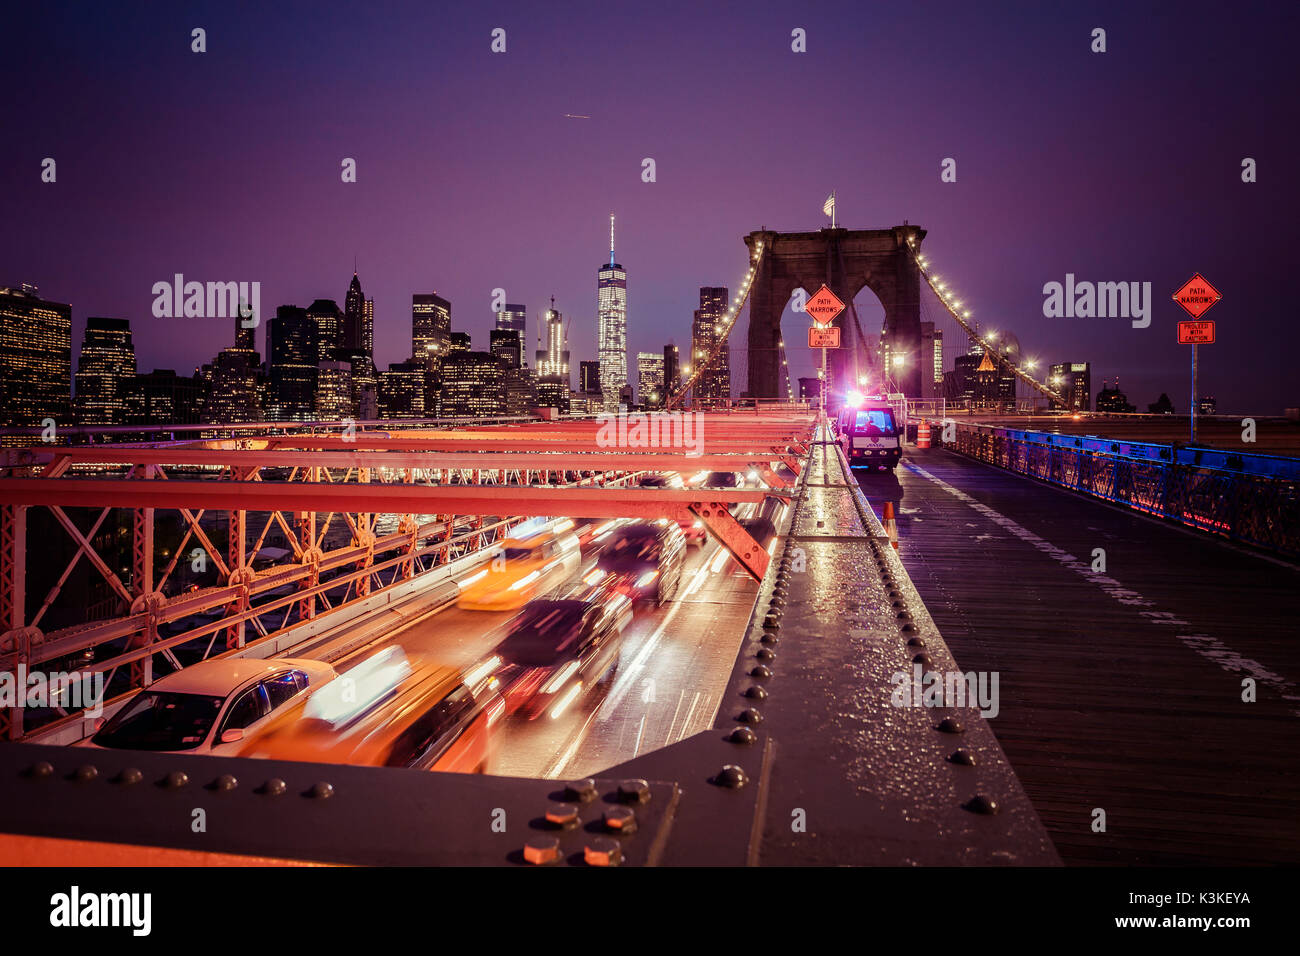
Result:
[932, 420, 1300, 558]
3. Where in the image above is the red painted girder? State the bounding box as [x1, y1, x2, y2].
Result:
[32, 448, 793, 472]
[690, 502, 770, 581]
[0, 478, 780, 519]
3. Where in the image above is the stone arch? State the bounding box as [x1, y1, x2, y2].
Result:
[744, 225, 926, 399]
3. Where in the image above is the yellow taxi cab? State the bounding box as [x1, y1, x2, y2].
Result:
[238, 647, 505, 774]
[456, 522, 582, 611]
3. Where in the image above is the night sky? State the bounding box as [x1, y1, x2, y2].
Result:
[3, 0, 1296, 413]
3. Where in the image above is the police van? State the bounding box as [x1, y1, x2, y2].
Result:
[837, 396, 902, 470]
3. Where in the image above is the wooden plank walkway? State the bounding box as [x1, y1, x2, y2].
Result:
[855, 447, 1300, 865]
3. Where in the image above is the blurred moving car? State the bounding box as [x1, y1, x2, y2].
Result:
[483, 589, 631, 720]
[456, 522, 582, 611]
[83, 657, 337, 755]
[638, 472, 706, 547]
[593, 520, 687, 605]
[239, 647, 504, 774]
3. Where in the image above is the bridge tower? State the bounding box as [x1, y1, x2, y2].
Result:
[744, 225, 926, 400]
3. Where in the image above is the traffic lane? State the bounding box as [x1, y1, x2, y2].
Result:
[489, 542, 760, 779]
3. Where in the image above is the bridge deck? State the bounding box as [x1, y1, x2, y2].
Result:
[858, 447, 1300, 865]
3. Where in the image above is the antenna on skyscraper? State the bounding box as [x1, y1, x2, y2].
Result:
[610, 212, 616, 267]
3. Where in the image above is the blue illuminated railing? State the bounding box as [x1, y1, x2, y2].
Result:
[935, 422, 1300, 558]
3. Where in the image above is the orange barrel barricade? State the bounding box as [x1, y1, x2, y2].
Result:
[917, 420, 931, 448]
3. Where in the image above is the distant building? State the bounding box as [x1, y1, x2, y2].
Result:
[663, 344, 680, 398]
[307, 299, 344, 364]
[920, 322, 940, 400]
[490, 329, 522, 370]
[1049, 362, 1091, 411]
[691, 287, 730, 405]
[315, 361, 355, 420]
[0, 284, 72, 432]
[343, 272, 367, 355]
[495, 303, 527, 336]
[580, 360, 602, 395]
[202, 350, 261, 423]
[798, 376, 820, 402]
[75, 317, 137, 426]
[363, 299, 374, 357]
[449, 331, 472, 353]
[439, 351, 505, 417]
[1198, 396, 1217, 415]
[412, 293, 452, 364]
[534, 302, 570, 412]
[598, 215, 628, 410]
[379, 360, 426, 419]
[268, 305, 318, 420]
[1148, 393, 1175, 415]
[972, 351, 1000, 408]
[1096, 380, 1136, 413]
[135, 369, 205, 425]
[638, 351, 665, 408]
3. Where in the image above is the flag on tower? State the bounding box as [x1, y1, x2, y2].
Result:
[823, 193, 835, 216]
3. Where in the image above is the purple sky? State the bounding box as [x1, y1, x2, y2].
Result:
[3, 0, 1296, 413]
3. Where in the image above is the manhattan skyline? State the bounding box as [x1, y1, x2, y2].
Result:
[2, 1, 1296, 413]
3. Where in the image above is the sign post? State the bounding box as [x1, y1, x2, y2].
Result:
[1172, 274, 1221, 444]
[805, 284, 846, 420]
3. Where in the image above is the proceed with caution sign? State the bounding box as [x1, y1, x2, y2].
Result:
[1178, 320, 1215, 345]
[808, 326, 841, 348]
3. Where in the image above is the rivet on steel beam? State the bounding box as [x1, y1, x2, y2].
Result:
[948, 749, 977, 766]
[617, 779, 651, 804]
[756, 647, 776, 661]
[937, 717, 965, 734]
[759, 633, 778, 646]
[261, 778, 288, 796]
[545, 803, 581, 829]
[713, 764, 749, 789]
[162, 770, 189, 790]
[565, 778, 598, 803]
[27, 761, 54, 779]
[737, 707, 763, 724]
[727, 727, 757, 745]
[115, 767, 143, 785]
[762, 614, 781, 628]
[891, 600, 905, 609]
[896, 611, 912, 621]
[906, 637, 925, 648]
[584, 837, 623, 867]
[964, 795, 1000, 815]
[524, 835, 561, 865]
[750, 664, 772, 678]
[744, 685, 768, 700]
[770, 596, 785, 608]
[912, 653, 932, 666]
[212, 774, 238, 792]
[71, 764, 98, 782]
[901, 623, 918, 634]
[309, 781, 334, 799]
[604, 806, 637, 833]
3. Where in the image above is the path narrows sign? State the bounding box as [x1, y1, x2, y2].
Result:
[804, 284, 845, 326]
[1172, 273, 1221, 320]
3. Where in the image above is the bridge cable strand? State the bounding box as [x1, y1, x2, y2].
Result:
[903, 235, 1066, 406]
[666, 240, 767, 409]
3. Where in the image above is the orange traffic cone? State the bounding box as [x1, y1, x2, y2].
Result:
[883, 501, 898, 550]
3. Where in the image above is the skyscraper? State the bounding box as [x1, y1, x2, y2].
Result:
[379, 360, 426, 419]
[663, 344, 679, 398]
[362, 299, 374, 357]
[0, 284, 72, 433]
[1050, 362, 1092, 411]
[495, 303, 526, 333]
[412, 293, 452, 364]
[597, 213, 628, 410]
[75, 317, 137, 426]
[439, 351, 506, 417]
[535, 301, 570, 412]
[580, 360, 601, 395]
[490, 329, 522, 370]
[637, 352, 665, 409]
[268, 305, 318, 420]
[307, 299, 343, 363]
[343, 272, 366, 354]
[691, 287, 730, 405]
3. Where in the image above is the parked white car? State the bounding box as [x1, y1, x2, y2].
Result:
[81, 658, 337, 755]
